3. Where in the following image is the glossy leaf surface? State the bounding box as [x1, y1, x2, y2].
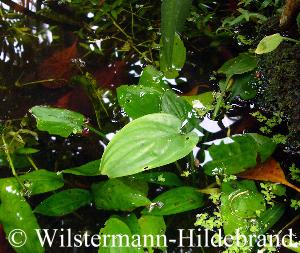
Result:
[255, 33, 284, 54]
[63, 159, 101, 176]
[0, 169, 64, 195]
[203, 133, 276, 175]
[30, 106, 85, 138]
[0, 180, 44, 253]
[142, 187, 205, 215]
[100, 113, 199, 178]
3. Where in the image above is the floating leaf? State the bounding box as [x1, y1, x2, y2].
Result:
[117, 85, 163, 119]
[120, 213, 141, 235]
[130, 171, 183, 186]
[203, 133, 276, 175]
[218, 53, 258, 84]
[221, 180, 266, 235]
[255, 33, 284, 54]
[34, 189, 92, 216]
[0, 180, 44, 253]
[138, 215, 166, 249]
[19, 170, 64, 195]
[30, 106, 85, 138]
[98, 217, 142, 253]
[138, 65, 167, 90]
[0, 170, 64, 195]
[161, 90, 200, 132]
[63, 160, 101, 176]
[91, 179, 151, 211]
[238, 158, 300, 193]
[142, 187, 205, 215]
[100, 113, 199, 178]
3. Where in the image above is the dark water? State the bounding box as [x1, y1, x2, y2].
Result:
[0, 4, 299, 253]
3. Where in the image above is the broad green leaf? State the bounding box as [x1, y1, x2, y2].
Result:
[138, 215, 166, 249]
[30, 106, 85, 138]
[99, 217, 142, 253]
[221, 180, 266, 235]
[19, 170, 64, 195]
[100, 113, 199, 178]
[91, 179, 150, 211]
[142, 187, 205, 215]
[0, 180, 44, 253]
[249, 133, 277, 162]
[161, 90, 200, 132]
[62, 159, 101, 176]
[160, 34, 187, 78]
[131, 171, 183, 186]
[183, 91, 214, 109]
[231, 73, 257, 100]
[117, 85, 163, 119]
[0, 170, 64, 195]
[120, 213, 141, 235]
[218, 53, 258, 83]
[161, 0, 192, 76]
[183, 92, 214, 117]
[138, 65, 168, 90]
[255, 33, 284, 54]
[34, 189, 92, 216]
[203, 133, 276, 175]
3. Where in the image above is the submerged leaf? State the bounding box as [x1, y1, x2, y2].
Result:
[255, 33, 284, 54]
[91, 179, 151, 211]
[231, 73, 257, 100]
[30, 106, 85, 138]
[238, 158, 300, 193]
[130, 171, 183, 186]
[34, 189, 92, 216]
[203, 134, 276, 175]
[142, 186, 205, 215]
[100, 113, 199, 178]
